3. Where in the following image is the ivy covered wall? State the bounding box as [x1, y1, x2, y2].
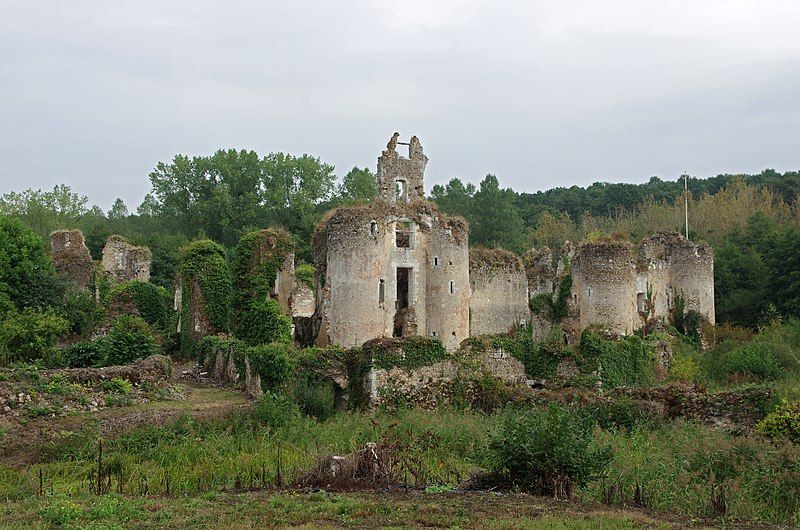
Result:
[230, 228, 293, 346]
[179, 240, 232, 353]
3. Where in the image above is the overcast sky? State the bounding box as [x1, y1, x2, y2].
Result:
[2, 1, 799, 210]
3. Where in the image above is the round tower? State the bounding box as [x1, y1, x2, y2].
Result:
[571, 240, 638, 335]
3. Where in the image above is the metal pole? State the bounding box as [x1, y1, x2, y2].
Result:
[684, 173, 689, 239]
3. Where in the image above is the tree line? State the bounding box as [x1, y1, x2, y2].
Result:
[1, 148, 798, 328]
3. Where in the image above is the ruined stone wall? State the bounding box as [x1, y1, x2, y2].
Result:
[376, 134, 427, 203]
[638, 235, 673, 320]
[522, 247, 554, 296]
[101, 236, 151, 283]
[571, 240, 639, 334]
[638, 233, 715, 324]
[425, 214, 470, 350]
[665, 237, 715, 324]
[291, 283, 315, 318]
[50, 229, 94, 290]
[469, 248, 529, 336]
[274, 253, 295, 315]
[186, 278, 216, 343]
[314, 206, 399, 348]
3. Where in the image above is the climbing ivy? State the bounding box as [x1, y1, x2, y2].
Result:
[230, 229, 293, 346]
[576, 330, 654, 388]
[529, 274, 572, 322]
[179, 240, 232, 352]
[365, 336, 448, 370]
[108, 280, 172, 330]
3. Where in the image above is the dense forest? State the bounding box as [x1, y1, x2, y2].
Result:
[1, 148, 798, 335]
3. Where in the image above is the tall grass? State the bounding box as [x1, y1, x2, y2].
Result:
[586, 421, 800, 525]
[2, 401, 799, 524]
[0, 407, 498, 498]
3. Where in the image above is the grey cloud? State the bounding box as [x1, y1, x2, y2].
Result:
[1, 1, 798, 209]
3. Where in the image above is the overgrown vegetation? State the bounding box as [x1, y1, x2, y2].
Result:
[489, 404, 613, 497]
[179, 240, 231, 352]
[364, 337, 449, 370]
[230, 229, 293, 346]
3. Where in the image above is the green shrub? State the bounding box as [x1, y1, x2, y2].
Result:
[290, 377, 336, 420]
[295, 263, 315, 291]
[244, 342, 296, 390]
[235, 298, 291, 346]
[60, 288, 100, 336]
[104, 316, 160, 366]
[669, 353, 701, 382]
[101, 377, 133, 395]
[721, 343, 785, 381]
[758, 400, 800, 443]
[253, 392, 301, 429]
[579, 397, 656, 431]
[62, 340, 107, 368]
[577, 331, 654, 388]
[0, 309, 70, 366]
[490, 404, 612, 496]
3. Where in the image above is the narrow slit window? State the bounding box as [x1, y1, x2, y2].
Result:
[433, 256, 439, 267]
[370, 221, 378, 236]
[431, 331, 437, 337]
[449, 280, 455, 295]
[378, 279, 385, 305]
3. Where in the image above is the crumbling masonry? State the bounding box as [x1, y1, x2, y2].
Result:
[313, 135, 715, 352]
[101, 235, 151, 283]
[50, 229, 95, 290]
[527, 233, 714, 342]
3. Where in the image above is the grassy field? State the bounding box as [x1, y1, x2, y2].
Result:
[0, 490, 708, 529]
[1, 400, 798, 527]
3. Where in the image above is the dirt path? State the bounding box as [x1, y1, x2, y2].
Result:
[0, 383, 251, 466]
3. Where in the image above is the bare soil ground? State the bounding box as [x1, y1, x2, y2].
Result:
[0, 362, 251, 466]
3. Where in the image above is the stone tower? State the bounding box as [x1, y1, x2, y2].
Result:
[313, 134, 469, 350]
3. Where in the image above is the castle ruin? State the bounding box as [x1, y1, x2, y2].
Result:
[313, 134, 715, 351]
[312, 135, 471, 350]
[528, 233, 715, 342]
[50, 229, 95, 290]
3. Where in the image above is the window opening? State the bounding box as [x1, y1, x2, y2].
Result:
[378, 279, 385, 305]
[449, 280, 455, 295]
[637, 292, 647, 313]
[395, 221, 412, 248]
[395, 180, 407, 202]
[370, 221, 378, 236]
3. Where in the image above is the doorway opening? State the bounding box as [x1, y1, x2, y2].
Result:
[396, 267, 411, 310]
